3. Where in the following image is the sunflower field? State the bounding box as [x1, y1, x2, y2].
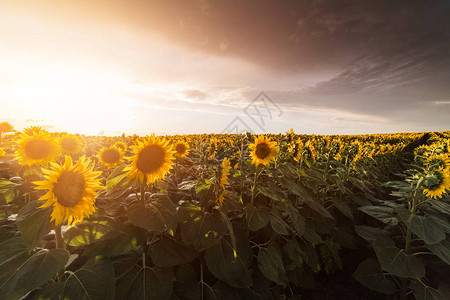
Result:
[0, 123, 450, 299]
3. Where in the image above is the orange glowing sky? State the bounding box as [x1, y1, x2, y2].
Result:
[1, 0, 449, 135]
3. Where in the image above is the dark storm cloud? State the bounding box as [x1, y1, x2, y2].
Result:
[114, 0, 450, 72]
[111, 0, 450, 127]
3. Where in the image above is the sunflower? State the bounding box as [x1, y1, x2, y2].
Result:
[22, 126, 49, 136]
[208, 139, 218, 158]
[174, 141, 190, 158]
[217, 157, 231, 205]
[424, 154, 450, 172]
[249, 135, 278, 166]
[97, 146, 124, 169]
[0, 148, 5, 158]
[0, 122, 14, 136]
[33, 156, 103, 226]
[124, 135, 175, 184]
[423, 169, 450, 199]
[60, 134, 84, 156]
[14, 131, 59, 167]
[114, 141, 127, 152]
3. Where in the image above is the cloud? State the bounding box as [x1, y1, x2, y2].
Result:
[182, 89, 209, 101]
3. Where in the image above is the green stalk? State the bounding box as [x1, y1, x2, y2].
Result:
[55, 225, 65, 282]
[250, 166, 261, 205]
[140, 177, 146, 204]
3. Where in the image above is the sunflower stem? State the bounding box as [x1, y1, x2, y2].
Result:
[251, 166, 261, 205]
[140, 179, 146, 204]
[55, 225, 65, 282]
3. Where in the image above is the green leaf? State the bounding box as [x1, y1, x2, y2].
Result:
[269, 209, 291, 236]
[396, 208, 446, 245]
[106, 164, 132, 194]
[288, 265, 315, 290]
[64, 258, 115, 300]
[427, 239, 450, 266]
[283, 239, 304, 269]
[244, 204, 269, 231]
[258, 241, 287, 285]
[358, 206, 398, 225]
[205, 235, 253, 288]
[35, 282, 64, 300]
[178, 202, 227, 251]
[353, 258, 396, 294]
[16, 200, 55, 251]
[303, 223, 323, 245]
[115, 266, 173, 300]
[410, 280, 448, 300]
[354, 225, 385, 244]
[306, 200, 333, 219]
[332, 199, 354, 220]
[173, 264, 201, 300]
[150, 235, 198, 268]
[127, 196, 178, 233]
[0, 248, 69, 300]
[285, 203, 305, 236]
[374, 236, 425, 279]
[64, 220, 117, 247]
[300, 243, 320, 271]
[257, 184, 287, 202]
[218, 208, 237, 259]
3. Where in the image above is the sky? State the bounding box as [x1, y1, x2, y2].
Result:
[1, 0, 449, 136]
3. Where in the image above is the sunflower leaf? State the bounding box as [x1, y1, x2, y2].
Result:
[16, 200, 55, 251]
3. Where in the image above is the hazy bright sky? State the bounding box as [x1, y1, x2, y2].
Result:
[1, 0, 449, 135]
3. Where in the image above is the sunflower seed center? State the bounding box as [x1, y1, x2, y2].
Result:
[137, 145, 165, 173]
[255, 143, 271, 159]
[53, 171, 86, 207]
[102, 148, 120, 164]
[25, 139, 52, 159]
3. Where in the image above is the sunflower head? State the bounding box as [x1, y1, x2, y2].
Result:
[0, 122, 14, 134]
[97, 146, 124, 169]
[60, 134, 84, 156]
[174, 141, 190, 158]
[14, 131, 59, 167]
[249, 135, 278, 167]
[217, 157, 231, 205]
[33, 156, 103, 226]
[113, 141, 127, 152]
[425, 154, 450, 172]
[423, 169, 450, 199]
[22, 126, 48, 136]
[208, 139, 218, 158]
[124, 135, 175, 184]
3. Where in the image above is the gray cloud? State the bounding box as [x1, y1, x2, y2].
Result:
[182, 89, 209, 101]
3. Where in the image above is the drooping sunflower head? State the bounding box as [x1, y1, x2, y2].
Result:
[60, 134, 84, 156]
[217, 157, 231, 205]
[249, 135, 278, 167]
[220, 157, 231, 186]
[424, 154, 450, 172]
[208, 139, 218, 158]
[33, 156, 103, 226]
[124, 135, 175, 184]
[97, 146, 124, 169]
[423, 169, 450, 199]
[174, 141, 190, 158]
[113, 141, 127, 152]
[14, 131, 59, 167]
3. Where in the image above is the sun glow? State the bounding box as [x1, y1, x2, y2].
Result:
[1, 62, 135, 135]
